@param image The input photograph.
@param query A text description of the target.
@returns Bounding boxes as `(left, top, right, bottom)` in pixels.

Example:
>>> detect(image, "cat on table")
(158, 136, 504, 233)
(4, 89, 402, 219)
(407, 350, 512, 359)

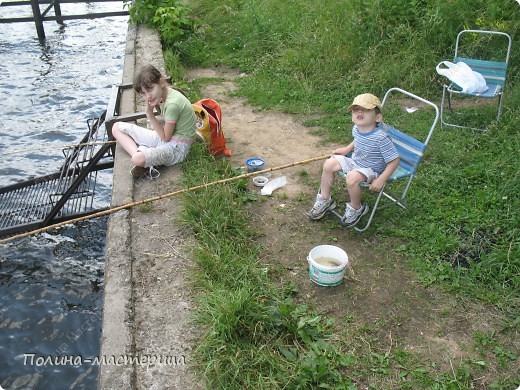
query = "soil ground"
(184, 67, 516, 388)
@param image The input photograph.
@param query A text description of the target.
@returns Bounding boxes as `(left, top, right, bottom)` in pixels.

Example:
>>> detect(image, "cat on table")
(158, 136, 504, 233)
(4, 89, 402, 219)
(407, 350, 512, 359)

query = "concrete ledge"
(98, 24, 164, 389)
(98, 210, 134, 389)
(99, 24, 201, 389)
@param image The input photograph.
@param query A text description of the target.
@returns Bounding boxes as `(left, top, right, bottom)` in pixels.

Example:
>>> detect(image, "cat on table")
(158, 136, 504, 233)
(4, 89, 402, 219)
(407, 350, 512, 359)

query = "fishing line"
(4, 141, 116, 156)
(0, 154, 331, 244)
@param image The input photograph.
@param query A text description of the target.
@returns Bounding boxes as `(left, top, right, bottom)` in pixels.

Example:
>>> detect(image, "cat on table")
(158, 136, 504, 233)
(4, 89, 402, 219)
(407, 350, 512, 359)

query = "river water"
(0, 2, 128, 388)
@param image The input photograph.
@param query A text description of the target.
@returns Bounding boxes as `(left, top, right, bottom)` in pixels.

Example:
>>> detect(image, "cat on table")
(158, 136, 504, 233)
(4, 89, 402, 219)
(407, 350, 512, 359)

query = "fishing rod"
(0, 154, 331, 244)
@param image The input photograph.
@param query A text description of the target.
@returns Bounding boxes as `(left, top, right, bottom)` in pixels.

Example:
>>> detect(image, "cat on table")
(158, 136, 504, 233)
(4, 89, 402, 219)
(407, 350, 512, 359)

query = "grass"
(127, 0, 519, 387)
(178, 145, 353, 388)
(178, 140, 518, 389)
(173, 0, 520, 311)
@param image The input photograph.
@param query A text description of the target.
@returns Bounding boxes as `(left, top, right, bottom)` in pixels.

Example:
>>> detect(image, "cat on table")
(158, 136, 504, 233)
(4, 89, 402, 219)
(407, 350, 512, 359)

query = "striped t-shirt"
(351, 124, 399, 174)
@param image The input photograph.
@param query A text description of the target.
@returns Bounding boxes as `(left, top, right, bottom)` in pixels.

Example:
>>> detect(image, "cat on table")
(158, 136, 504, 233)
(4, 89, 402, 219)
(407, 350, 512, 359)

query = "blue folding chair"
(440, 30, 512, 131)
(331, 88, 439, 232)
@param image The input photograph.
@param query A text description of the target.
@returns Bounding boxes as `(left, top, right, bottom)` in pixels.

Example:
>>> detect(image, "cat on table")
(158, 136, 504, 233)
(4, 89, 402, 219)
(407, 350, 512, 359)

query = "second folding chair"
(440, 29, 512, 131)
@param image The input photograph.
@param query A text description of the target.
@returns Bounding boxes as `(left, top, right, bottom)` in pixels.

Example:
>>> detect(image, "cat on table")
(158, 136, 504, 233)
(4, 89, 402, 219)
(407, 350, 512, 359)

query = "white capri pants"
(117, 122, 192, 167)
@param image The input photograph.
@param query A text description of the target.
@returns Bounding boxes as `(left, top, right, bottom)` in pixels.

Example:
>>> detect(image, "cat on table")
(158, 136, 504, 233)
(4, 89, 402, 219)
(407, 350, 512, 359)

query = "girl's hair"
(133, 65, 163, 94)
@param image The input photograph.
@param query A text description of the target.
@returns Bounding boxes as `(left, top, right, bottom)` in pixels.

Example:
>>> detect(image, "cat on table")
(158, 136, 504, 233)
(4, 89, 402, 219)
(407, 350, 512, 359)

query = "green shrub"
(125, 0, 199, 51)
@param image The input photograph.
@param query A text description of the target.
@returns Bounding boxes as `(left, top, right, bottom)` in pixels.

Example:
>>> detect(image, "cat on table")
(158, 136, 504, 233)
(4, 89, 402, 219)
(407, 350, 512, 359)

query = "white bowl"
(253, 176, 269, 187)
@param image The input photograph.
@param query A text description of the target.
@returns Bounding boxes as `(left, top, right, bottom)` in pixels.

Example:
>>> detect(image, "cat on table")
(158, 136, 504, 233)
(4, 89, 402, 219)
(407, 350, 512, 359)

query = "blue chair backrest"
(386, 125, 426, 174)
(455, 56, 508, 87)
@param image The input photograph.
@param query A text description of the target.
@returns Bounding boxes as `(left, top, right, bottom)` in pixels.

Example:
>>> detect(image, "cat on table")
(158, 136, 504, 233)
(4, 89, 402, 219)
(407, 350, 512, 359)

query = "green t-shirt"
(161, 87, 196, 141)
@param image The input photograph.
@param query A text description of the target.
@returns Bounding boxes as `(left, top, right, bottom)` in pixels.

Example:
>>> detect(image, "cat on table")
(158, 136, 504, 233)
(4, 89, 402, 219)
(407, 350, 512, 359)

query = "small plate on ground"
(253, 176, 269, 187)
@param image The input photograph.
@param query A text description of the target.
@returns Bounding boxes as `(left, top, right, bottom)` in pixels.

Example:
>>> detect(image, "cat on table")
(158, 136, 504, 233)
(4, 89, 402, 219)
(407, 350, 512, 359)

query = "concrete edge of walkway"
(97, 24, 165, 390)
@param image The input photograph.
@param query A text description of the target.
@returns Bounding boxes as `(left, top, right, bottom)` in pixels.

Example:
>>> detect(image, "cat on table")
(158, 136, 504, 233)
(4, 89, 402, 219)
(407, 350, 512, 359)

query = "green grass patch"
(178, 144, 355, 388)
(376, 113, 519, 311)
(178, 142, 518, 388)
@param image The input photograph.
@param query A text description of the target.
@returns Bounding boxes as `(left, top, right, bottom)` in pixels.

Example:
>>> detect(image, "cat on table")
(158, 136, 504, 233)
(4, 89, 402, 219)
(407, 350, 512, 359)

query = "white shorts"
(331, 155, 378, 183)
(117, 122, 192, 167)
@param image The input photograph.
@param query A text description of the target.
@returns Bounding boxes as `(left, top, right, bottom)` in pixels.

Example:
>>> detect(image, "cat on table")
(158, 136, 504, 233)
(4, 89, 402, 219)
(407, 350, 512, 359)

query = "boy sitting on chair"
(308, 93, 400, 227)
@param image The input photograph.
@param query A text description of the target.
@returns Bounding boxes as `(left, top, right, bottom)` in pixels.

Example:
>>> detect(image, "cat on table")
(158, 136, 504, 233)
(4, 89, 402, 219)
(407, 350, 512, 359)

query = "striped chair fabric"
(386, 125, 426, 182)
(450, 56, 508, 97)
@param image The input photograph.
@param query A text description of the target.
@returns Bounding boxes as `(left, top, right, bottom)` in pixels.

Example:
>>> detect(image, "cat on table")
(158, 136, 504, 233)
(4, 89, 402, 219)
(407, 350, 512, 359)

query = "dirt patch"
(184, 67, 513, 385)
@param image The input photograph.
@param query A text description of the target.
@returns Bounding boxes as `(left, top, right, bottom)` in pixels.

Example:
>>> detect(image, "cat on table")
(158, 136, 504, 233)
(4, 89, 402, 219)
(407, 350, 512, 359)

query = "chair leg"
(328, 181, 410, 232)
(352, 186, 386, 232)
(496, 94, 503, 122)
(441, 84, 503, 131)
(440, 85, 451, 128)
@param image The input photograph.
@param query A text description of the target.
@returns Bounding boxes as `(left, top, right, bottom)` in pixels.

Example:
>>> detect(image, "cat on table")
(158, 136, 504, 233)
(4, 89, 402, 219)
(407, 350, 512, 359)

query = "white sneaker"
(147, 166, 160, 179)
(340, 203, 369, 227)
(130, 165, 147, 178)
(308, 194, 336, 220)
(130, 166, 160, 180)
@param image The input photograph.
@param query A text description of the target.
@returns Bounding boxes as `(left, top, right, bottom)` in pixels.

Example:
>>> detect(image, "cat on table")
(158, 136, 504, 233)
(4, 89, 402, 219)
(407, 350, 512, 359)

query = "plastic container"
(307, 245, 349, 286)
(245, 158, 264, 172)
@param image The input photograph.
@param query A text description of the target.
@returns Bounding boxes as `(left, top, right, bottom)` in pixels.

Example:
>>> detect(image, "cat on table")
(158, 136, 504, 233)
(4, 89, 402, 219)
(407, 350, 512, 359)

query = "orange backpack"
(192, 98, 231, 157)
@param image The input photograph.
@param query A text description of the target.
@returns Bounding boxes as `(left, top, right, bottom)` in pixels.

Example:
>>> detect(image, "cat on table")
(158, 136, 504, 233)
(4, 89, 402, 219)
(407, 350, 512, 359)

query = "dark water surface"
(0, 2, 128, 388)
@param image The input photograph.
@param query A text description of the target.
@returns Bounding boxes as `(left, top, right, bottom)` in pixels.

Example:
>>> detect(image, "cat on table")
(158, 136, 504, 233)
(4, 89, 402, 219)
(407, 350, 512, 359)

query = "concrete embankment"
(98, 24, 201, 390)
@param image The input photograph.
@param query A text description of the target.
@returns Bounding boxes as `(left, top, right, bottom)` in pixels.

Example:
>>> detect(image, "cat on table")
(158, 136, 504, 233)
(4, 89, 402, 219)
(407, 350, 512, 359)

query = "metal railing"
(0, 0, 129, 41)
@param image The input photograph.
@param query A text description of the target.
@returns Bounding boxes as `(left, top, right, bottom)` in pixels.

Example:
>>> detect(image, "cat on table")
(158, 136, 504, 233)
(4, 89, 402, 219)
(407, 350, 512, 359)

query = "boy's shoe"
(340, 203, 369, 227)
(130, 166, 160, 179)
(308, 194, 336, 220)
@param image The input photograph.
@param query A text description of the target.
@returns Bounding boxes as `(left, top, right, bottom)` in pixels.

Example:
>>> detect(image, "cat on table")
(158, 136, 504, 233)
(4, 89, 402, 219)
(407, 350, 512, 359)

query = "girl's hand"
(146, 103, 161, 115)
(145, 103, 155, 116)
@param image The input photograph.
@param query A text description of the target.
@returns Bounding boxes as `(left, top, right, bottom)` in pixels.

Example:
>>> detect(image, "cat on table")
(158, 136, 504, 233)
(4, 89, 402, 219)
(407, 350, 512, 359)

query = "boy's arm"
(369, 157, 400, 192)
(333, 142, 354, 156)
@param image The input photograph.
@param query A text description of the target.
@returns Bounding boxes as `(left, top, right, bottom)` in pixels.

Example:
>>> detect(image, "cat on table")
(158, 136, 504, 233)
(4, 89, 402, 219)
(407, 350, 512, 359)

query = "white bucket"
(307, 245, 349, 287)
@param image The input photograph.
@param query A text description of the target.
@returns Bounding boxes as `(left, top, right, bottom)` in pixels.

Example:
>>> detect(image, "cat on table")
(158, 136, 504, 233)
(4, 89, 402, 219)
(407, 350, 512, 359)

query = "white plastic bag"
(436, 61, 488, 94)
(260, 176, 287, 196)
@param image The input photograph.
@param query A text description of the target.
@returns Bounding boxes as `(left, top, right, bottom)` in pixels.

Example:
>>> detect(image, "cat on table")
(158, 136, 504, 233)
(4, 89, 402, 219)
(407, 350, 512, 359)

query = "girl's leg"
(112, 122, 146, 167)
(345, 170, 367, 209)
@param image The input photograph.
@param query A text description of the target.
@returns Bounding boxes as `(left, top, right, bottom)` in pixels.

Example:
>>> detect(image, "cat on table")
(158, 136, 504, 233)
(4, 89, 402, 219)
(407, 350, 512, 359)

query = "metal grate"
(0, 112, 114, 238)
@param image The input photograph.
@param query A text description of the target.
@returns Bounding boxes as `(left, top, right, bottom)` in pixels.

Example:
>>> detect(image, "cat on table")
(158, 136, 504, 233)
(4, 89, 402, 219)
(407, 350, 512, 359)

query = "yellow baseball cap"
(348, 93, 382, 112)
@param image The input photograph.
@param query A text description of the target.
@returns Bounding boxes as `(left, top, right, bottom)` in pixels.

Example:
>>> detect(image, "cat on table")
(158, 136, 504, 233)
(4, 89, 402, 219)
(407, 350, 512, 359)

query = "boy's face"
(350, 106, 382, 127)
(139, 80, 165, 106)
